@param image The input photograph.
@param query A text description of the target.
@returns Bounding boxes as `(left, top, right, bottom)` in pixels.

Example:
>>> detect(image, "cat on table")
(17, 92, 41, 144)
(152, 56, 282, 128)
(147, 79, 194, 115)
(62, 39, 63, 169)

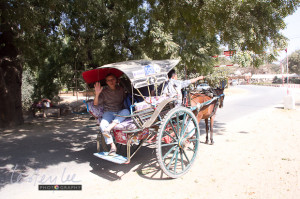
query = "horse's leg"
(205, 119, 209, 144)
(210, 115, 216, 145)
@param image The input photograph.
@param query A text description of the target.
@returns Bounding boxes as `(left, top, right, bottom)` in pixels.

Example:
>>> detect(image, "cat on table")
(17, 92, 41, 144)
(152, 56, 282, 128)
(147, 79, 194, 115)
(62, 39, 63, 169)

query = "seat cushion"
(86, 100, 104, 119)
(134, 95, 168, 111)
(113, 118, 137, 131)
(113, 128, 149, 145)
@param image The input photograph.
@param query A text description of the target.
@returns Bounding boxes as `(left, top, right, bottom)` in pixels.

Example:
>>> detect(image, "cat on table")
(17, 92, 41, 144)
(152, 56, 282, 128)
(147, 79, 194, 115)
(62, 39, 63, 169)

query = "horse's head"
(215, 88, 225, 108)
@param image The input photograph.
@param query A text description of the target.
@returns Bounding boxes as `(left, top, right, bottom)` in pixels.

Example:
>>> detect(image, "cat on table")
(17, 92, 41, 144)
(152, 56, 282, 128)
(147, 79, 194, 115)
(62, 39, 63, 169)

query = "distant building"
(251, 74, 300, 83)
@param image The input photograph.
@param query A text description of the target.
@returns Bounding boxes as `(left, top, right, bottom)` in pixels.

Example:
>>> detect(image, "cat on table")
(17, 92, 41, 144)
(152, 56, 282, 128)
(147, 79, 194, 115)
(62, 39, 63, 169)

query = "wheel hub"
(178, 138, 188, 149)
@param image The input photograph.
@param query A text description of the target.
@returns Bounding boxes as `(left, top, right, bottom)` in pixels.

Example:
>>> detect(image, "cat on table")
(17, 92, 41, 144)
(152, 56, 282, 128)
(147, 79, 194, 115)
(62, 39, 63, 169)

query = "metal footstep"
(93, 152, 128, 164)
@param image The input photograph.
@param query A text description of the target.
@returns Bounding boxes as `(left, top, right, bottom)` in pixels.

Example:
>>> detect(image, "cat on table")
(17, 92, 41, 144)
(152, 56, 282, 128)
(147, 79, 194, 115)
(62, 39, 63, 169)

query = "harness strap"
(191, 93, 223, 118)
(208, 93, 224, 118)
(208, 98, 219, 118)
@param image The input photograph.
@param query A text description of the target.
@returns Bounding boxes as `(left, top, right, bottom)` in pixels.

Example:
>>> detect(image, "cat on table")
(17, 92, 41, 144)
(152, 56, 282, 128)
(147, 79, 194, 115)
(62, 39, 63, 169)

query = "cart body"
(82, 60, 222, 178)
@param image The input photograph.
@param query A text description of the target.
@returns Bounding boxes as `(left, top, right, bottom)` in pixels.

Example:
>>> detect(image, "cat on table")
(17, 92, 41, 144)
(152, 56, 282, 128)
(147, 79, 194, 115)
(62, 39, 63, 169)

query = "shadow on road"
(0, 114, 228, 187)
(0, 115, 99, 188)
(199, 120, 226, 136)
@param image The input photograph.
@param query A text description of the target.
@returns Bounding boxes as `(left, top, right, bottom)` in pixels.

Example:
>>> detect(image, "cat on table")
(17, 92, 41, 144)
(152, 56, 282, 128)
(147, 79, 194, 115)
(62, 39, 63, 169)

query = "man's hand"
(197, 76, 204, 81)
(94, 82, 103, 106)
(94, 82, 103, 96)
(190, 76, 205, 84)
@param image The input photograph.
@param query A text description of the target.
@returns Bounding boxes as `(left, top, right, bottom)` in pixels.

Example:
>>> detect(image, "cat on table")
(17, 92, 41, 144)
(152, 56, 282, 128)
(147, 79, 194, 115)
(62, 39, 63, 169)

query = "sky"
(277, 7, 300, 62)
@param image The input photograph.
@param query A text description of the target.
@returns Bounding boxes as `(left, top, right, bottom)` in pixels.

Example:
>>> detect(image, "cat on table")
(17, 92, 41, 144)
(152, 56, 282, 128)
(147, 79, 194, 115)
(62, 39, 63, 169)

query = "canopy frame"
(82, 59, 180, 89)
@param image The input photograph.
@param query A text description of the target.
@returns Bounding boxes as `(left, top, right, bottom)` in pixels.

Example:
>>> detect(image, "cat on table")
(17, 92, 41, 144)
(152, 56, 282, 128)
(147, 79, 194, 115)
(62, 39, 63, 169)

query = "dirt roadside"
(0, 87, 300, 199)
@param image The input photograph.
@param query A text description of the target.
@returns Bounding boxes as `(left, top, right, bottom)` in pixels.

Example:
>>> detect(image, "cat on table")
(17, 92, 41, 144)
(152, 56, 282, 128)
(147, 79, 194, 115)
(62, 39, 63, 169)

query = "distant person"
(94, 73, 129, 155)
(31, 98, 52, 117)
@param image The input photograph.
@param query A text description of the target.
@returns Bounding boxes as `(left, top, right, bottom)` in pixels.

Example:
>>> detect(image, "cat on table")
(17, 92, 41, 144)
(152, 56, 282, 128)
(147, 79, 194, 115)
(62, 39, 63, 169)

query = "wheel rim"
(156, 107, 199, 178)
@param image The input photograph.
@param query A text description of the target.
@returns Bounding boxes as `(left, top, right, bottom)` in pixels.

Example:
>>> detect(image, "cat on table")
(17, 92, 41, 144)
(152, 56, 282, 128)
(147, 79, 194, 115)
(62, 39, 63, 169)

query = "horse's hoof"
(210, 141, 214, 145)
(205, 140, 209, 144)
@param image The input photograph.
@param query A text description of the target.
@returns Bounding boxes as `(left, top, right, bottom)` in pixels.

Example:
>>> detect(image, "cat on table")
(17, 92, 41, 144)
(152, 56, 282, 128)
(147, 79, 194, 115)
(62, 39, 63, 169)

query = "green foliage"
(2, 0, 300, 108)
(288, 50, 300, 74)
(206, 0, 293, 57)
(270, 63, 281, 74)
(233, 51, 254, 67)
(290, 79, 300, 84)
(32, 57, 61, 101)
(205, 67, 229, 88)
(180, 66, 229, 88)
(272, 76, 283, 84)
(21, 70, 36, 111)
(232, 50, 270, 68)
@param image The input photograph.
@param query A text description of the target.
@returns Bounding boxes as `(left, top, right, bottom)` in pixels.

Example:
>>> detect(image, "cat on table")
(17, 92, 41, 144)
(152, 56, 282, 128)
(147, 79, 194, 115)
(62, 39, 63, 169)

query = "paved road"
(199, 85, 287, 133)
(216, 85, 286, 123)
(0, 84, 298, 199)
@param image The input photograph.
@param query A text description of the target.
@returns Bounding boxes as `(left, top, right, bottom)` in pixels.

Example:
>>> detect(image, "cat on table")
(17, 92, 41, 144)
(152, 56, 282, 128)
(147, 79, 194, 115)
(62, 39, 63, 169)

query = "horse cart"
(82, 60, 224, 178)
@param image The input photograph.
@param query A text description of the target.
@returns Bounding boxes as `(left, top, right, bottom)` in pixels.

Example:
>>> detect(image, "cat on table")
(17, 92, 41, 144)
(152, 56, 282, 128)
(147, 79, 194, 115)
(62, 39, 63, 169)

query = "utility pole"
(281, 62, 284, 86)
(286, 48, 289, 84)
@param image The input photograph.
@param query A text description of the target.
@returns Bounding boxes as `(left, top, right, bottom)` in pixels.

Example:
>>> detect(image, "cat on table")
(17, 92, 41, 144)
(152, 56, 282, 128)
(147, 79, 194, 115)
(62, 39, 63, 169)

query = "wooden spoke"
(161, 142, 178, 147)
(167, 147, 179, 170)
(176, 113, 180, 136)
(180, 149, 185, 171)
(180, 112, 187, 137)
(173, 148, 179, 174)
(169, 119, 179, 139)
(163, 130, 177, 142)
(181, 117, 192, 138)
(163, 145, 177, 160)
(182, 148, 190, 164)
(183, 126, 196, 139)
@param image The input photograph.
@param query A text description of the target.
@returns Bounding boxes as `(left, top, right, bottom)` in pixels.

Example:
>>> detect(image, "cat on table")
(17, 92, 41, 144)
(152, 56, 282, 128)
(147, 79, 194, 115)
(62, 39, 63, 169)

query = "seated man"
(163, 69, 204, 140)
(162, 69, 204, 105)
(94, 73, 130, 155)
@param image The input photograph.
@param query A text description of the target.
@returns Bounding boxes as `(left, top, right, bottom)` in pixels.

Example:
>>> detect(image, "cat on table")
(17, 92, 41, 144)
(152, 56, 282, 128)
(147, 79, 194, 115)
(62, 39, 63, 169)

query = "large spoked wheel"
(156, 106, 200, 178)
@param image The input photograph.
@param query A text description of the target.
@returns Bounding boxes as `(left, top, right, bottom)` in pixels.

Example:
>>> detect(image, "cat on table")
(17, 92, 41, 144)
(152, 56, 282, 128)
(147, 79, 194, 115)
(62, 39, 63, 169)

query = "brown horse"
(190, 88, 225, 144)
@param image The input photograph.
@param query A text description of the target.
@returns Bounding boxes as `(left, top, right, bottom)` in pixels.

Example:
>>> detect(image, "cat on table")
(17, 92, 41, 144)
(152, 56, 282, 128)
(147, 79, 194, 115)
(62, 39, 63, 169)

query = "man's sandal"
(108, 148, 116, 156)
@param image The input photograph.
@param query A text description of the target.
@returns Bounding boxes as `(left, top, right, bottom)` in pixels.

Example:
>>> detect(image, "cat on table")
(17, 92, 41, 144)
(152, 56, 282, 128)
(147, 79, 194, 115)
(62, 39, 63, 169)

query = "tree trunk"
(0, 28, 24, 128)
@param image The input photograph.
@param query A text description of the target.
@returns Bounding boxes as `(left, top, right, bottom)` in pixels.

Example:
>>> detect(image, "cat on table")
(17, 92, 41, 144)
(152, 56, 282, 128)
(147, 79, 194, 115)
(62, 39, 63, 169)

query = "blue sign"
(144, 65, 155, 76)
